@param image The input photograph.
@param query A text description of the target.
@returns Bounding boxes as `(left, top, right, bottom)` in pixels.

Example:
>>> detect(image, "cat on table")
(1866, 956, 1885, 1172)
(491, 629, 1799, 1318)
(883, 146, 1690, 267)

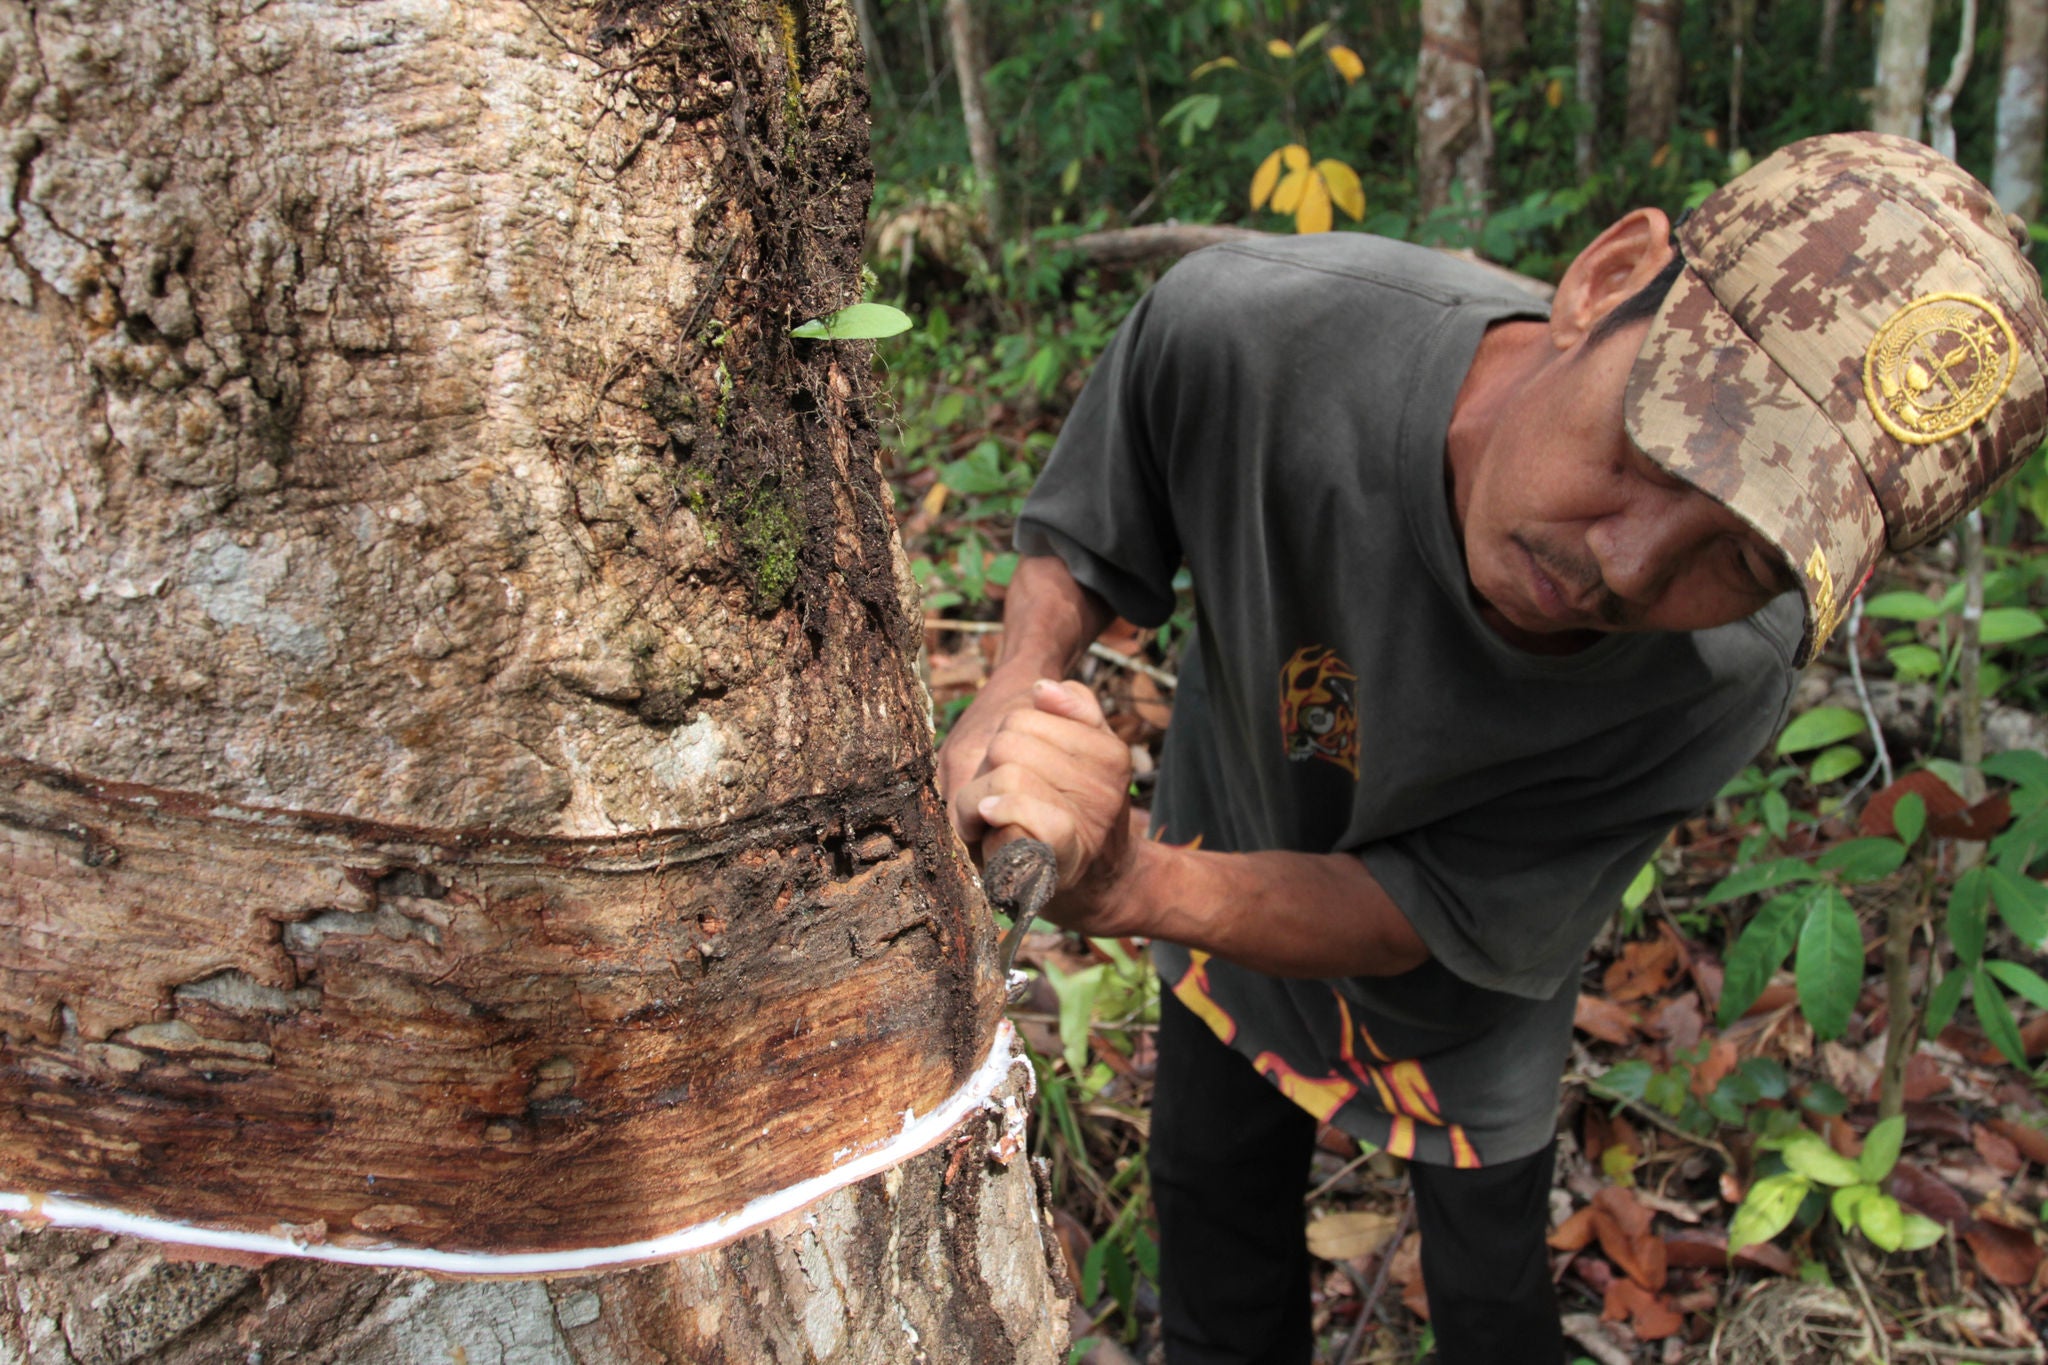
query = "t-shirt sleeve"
(1357, 661, 1796, 999)
(1013, 285, 1183, 627)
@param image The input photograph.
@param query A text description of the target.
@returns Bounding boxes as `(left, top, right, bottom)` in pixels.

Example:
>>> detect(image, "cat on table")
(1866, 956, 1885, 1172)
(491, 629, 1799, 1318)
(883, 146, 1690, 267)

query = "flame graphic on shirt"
(1336, 996, 1482, 1168)
(1278, 645, 1360, 777)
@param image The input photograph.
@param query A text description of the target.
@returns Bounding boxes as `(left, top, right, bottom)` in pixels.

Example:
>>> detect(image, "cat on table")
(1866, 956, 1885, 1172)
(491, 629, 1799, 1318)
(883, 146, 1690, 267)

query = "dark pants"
(1149, 990, 1567, 1365)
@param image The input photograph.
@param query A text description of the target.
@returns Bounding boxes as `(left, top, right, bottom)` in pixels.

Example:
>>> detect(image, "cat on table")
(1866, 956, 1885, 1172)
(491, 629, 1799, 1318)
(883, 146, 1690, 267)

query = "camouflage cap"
(1626, 131, 2048, 665)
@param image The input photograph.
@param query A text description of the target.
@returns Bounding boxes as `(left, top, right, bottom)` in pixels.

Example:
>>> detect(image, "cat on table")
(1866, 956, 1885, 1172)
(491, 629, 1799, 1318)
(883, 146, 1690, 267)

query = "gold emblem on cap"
(1863, 293, 2017, 445)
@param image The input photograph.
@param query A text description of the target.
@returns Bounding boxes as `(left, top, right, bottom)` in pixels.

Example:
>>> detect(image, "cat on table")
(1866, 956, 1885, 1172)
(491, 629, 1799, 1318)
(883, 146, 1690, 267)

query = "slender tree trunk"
(1417, 0, 1491, 218)
(1479, 0, 1528, 78)
(1625, 0, 1682, 146)
(943, 0, 1005, 239)
(1729, 0, 1756, 152)
(1996, 0, 2048, 220)
(1928, 0, 1979, 159)
(1576, 0, 1603, 180)
(1872, 0, 1936, 139)
(1819, 0, 1845, 76)
(0, 0, 1064, 1358)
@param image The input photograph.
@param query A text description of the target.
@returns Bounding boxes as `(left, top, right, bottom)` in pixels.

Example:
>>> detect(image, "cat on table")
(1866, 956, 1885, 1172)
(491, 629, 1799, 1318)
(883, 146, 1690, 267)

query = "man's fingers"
(973, 790, 1081, 877)
(1029, 677, 1111, 730)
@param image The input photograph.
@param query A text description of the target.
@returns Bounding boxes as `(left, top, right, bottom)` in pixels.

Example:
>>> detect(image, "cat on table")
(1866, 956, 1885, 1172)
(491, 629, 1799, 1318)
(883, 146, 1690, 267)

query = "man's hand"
(952, 679, 1140, 933)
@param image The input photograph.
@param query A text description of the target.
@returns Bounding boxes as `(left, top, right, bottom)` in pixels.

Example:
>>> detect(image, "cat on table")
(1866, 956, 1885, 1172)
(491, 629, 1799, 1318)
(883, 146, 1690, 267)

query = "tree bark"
(0, 0, 1064, 1357)
(943, 0, 1004, 240)
(1478, 0, 1528, 78)
(1575, 0, 1603, 180)
(1872, 0, 1935, 140)
(1416, 0, 1490, 219)
(1624, 0, 1681, 146)
(1819, 0, 1844, 76)
(1996, 0, 2048, 220)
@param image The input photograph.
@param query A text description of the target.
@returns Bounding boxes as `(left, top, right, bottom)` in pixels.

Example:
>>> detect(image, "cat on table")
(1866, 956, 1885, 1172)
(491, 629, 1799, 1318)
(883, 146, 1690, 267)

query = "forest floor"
(880, 323, 2048, 1364)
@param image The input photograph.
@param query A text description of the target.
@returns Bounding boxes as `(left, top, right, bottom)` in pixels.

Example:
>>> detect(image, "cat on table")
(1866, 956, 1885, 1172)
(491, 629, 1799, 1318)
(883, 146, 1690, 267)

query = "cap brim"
(1625, 265, 1887, 665)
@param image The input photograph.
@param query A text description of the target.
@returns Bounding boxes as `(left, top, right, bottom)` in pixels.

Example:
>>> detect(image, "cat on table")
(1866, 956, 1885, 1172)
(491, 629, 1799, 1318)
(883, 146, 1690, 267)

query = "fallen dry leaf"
(1860, 771, 1968, 837)
(1643, 993, 1705, 1052)
(1574, 995, 1638, 1044)
(1662, 1226, 1798, 1276)
(1963, 1219, 2044, 1288)
(1591, 1186, 1666, 1292)
(1305, 1209, 1402, 1263)
(1127, 672, 1172, 730)
(1605, 936, 1682, 1003)
(1548, 1204, 1598, 1252)
(1985, 1115, 2048, 1166)
(1602, 1278, 1684, 1340)
(1974, 1124, 2025, 1177)
(1902, 1049, 1951, 1101)
(1890, 1160, 1973, 1228)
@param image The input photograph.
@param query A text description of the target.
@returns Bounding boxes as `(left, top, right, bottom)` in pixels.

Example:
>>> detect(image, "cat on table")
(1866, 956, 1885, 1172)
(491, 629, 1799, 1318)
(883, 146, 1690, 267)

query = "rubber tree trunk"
(1872, 0, 1935, 139)
(0, 1, 1065, 1359)
(1575, 0, 1603, 180)
(1625, 0, 1681, 146)
(1417, 0, 1491, 218)
(1478, 0, 1528, 79)
(1996, 0, 2048, 220)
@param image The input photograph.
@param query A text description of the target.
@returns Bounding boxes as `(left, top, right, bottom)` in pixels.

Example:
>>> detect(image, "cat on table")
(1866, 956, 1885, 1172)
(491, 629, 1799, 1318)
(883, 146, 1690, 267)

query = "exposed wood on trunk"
(1576, 0, 1603, 180)
(1872, 0, 1935, 140)
(1625, 0, 1682, 146)
(1416, 0, 1491, 218)
(0, 0, 1063, 1354)
(944, 0, 1005, 240)
(1996, 0, 2048, 220)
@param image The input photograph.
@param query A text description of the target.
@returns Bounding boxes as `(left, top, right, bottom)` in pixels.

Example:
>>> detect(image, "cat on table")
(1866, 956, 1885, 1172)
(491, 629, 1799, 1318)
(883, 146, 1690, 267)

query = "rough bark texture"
(0, 0, 1062, 1357)
(1478, 0, 1527, 78)
(1996, 0, 2048, 220)
(1624, 0, 1680, 146)
(1416, 0, 1490, 217)
(1871, 0, 1934, 139)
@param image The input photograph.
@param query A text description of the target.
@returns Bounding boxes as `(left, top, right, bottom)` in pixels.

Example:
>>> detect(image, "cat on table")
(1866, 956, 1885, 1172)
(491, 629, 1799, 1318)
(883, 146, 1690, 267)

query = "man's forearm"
(988, 554, 1115, 682)
(1100, 838, 1431, 979)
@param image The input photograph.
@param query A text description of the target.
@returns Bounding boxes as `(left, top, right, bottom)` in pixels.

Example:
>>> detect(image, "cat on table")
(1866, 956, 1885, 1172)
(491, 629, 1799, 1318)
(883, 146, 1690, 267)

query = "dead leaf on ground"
(1986, 1115, 2048, 1165)
(1127, 672, 1172, 730)
(1663, 1226, 1798, 1276)
(1591, 1186, 1666, 1291)
(1390, 1231, 1428, 1320)
(1974, 1123, 2025, 1177)
(1306, 1208, 1402, 1263)
(1548, 1204, 1597, 1252)
(1602, 1278, 1684, 1340)
(1860, 770, 1967, 837)
(1901, 1048, 1952, 1101)
(1890, 1159, 1973, 1227)
(1963, 1218, 2045, 1288)
(1604, 935, 1681, 1003)
(1574, 994, 1638, 1044)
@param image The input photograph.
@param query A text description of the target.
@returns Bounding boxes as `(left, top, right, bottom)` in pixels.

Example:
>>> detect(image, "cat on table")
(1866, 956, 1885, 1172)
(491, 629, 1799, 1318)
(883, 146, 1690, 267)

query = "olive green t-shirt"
(1015, 236, 1800, 1167)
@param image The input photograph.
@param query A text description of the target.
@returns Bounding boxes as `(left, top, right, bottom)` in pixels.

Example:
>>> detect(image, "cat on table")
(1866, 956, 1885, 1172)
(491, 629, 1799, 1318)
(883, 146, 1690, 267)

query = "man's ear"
(1548, 208, 1675, 351)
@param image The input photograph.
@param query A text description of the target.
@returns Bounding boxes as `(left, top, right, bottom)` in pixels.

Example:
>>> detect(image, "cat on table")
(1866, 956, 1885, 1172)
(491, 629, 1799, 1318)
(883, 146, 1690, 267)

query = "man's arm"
(953, 651, 1432, 981)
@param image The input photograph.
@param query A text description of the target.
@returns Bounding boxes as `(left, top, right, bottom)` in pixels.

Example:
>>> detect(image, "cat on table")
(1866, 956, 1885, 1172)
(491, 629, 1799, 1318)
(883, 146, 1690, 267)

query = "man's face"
(1458, 318, 1795, 648)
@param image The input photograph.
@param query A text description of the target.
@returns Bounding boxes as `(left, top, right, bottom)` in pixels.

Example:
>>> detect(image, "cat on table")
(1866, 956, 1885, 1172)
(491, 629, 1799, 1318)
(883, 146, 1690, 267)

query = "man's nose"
(1588, 492, 1722, 604)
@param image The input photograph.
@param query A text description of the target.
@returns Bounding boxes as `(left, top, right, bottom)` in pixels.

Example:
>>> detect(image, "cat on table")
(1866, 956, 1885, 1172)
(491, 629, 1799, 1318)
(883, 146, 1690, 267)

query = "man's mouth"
(1516, 537, 1621, 628)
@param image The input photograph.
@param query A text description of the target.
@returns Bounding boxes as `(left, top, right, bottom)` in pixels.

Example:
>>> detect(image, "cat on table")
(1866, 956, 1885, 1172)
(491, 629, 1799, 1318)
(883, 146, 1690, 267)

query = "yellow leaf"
(1305, 1209, 1401, 1262)
(1267, 37, 1295, 58)
(1089, 9, 1104, 30)
(921, 482, 950, 518)
(1316, 158, 1366, 219)
(1250, 147, 1286, 209)
(1703, 127, 1720, 149)
(1651, 142, 1672, 169)
(1545, 77, 1564, 108)
(1280, 143, 1310, 172)
(1327, 44, 1365, 84)
(1190, 56, 1240, 79)
(1270, 167, 1311, 215)
(1295, 172, 1333, 233)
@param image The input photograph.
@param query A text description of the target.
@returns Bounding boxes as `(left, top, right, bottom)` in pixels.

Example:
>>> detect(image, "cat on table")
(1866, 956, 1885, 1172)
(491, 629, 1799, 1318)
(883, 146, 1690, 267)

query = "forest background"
(850, 0, 2048, 1361)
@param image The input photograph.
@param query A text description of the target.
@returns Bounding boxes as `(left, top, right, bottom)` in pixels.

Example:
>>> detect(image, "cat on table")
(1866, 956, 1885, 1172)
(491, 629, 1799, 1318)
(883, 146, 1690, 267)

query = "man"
(938, 134, 2048, 1364)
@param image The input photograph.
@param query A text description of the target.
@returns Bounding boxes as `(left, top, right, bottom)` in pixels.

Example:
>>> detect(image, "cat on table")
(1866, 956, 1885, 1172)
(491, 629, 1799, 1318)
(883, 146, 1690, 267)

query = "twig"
(922, 619, 1180, 690)
(1560, 1312, 1633, 1365)
(1561, 1073, 1735, 1168)
(1838, 1235, 1894, 1365)
(1336, 1197, 1412, 1365)
(1304, 1148, 1376, 1204)
(1892, 1343, 2045, 1362)
(1844, 594, 1895, 802)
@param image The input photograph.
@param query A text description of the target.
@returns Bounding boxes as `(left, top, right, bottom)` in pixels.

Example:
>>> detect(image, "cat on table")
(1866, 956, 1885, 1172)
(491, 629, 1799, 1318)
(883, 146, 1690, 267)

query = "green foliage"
(1730, 1116, 1945, 1257)
(791, 302, 916, 340)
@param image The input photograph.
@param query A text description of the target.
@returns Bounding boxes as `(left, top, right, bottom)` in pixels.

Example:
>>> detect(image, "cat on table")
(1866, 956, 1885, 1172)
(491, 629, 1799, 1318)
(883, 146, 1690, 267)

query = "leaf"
(1861, 590, 1940, 620)
(1924, 967, 1967, 1035)
(1979, 606, 2046, 644)
(1807, 744, 1864, 786)
(1985, 958, 2048, 1009)
(1858, 1114, 1905, 1184)
(1294, 171, 1333, 234)
(1887, 643, 1943, 680)
(1042, 959, 1106, 1078)
(1305, 1209, 1401, 1261)
(1266, 37, 1295, 58)
(1892, 792, 1927, 847)
(1830, 1182, 1876, 1230)
(1972, 968, 2029, 1067)
(1730, 1173, 1810, 1254)
(1190, 56, 1241, 79)
(1982, 748, 2048, 791)
(1763, 788, 1791, 839)
(1861, 771, 1966, 842)
(1316, 159, 1365, 220)
(1702, 858, 1817, 906)
(1716, 889, 1807, 1027)
(1985, 865, 2048, 948)
(1327, 44, 1365, 83)
(1782, 1130, 1864, 1187)
(1795, 886, 1863, 1042)
(1621, 861, 1656, 913)
(1591, 1059, 1654, 1102)
(1948, 867, 1990, 966)
(1297, 20, 1333, 48)
(1856, 1192, 1906, 1251)
(1738, 1056, 1790, 1101)
(1815, 837, 1907, 883)
(1776, 707, 1867, 756)
(1896, 1213, 1945, 1250)
(1250, 147, 1285, 209)
(1269, 167, 1311, 215)
(790, 302, 914, 340)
